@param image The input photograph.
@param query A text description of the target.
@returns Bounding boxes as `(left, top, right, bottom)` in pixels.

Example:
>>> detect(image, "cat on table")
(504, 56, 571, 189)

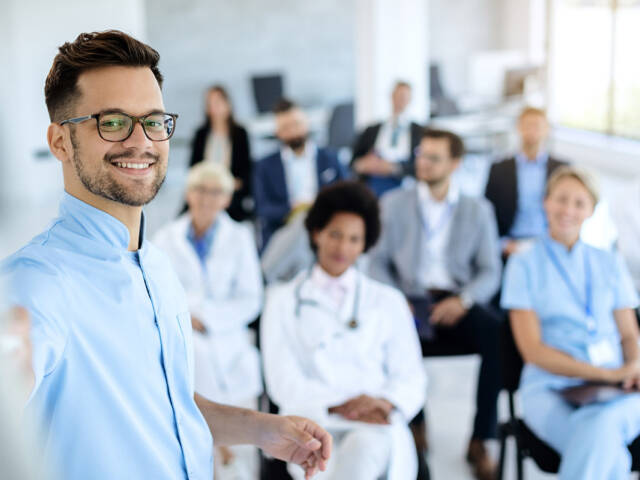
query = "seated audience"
(502, 166, 640, 480)
(261, 212, 314, 284)
(485, 107, 566, 258)
(368, 129, 502, 480)
(188, 85, 253, 221)
(253, 99, 349, 249)
(261, 181, 426, 480)
(154, 162, 263, 479)
(351, 81, 423, 197)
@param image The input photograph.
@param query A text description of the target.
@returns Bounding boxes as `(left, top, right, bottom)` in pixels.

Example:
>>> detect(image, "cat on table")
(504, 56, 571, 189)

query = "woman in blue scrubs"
(502, 166, 640, 479)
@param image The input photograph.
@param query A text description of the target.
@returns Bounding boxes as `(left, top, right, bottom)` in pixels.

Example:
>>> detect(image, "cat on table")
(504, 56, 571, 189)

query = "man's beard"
(284, 135, 307, 151)
(70, 131, 166, 207)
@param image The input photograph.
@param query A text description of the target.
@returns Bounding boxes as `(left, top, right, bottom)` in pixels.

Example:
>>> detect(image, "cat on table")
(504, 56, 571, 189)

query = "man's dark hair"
(421, 128, 465, 159)
(44, 30, 163, 122)
(273, 98, 298, 114)
(304, 181, 381, 253)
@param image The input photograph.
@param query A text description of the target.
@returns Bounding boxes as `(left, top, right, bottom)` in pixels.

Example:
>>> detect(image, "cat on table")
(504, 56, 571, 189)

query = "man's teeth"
(114, 162, 150, 169)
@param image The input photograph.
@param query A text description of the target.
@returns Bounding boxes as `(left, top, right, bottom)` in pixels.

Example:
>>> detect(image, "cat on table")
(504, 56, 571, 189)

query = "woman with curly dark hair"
(260, 181, 427, 480)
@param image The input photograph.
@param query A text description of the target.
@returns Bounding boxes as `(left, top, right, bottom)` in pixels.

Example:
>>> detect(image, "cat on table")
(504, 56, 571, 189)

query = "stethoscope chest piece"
(347, 318, 358, 329)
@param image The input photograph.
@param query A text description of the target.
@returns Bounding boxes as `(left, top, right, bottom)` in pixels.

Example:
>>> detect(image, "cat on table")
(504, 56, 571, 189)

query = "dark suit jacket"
(350, 121, 424, 177)
(484, 155, 567, 237)
(253, 147, 349, 249)
(188, 121, 253, 221)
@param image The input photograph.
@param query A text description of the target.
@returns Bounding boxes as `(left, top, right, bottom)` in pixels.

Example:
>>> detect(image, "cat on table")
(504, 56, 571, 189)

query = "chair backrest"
(500, 316, 525, 393)
(327, 102, 354, 150)
(252, 74, 284, 114)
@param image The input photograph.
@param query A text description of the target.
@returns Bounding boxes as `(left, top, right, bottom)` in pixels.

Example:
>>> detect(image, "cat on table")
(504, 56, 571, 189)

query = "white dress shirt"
(416, 182, 459, 291)
(281, 141, 318, 206)
(374, 114, 411, 163)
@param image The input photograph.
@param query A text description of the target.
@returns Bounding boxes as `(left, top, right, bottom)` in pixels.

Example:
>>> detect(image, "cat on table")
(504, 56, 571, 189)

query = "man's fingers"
(293, 428, 322, 450)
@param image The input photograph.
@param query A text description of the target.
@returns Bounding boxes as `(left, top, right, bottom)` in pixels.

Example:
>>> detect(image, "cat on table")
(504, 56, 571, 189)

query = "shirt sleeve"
(3, 255, 69, 400)
(500, 253, 534, 311)
(612, 252, 639, 310)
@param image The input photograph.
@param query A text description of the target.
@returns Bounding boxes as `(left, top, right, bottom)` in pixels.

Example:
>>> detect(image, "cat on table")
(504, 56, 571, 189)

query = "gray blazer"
(368, 185, 501, 304)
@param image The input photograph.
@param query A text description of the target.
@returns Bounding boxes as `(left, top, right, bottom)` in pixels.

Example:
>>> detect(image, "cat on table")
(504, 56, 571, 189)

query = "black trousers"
(416, 297, 503, 440)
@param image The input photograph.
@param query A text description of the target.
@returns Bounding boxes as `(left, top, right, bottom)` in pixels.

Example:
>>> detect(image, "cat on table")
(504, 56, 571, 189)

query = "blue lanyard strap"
(420, 202, 455, 242)
(542, 240, 593, 321)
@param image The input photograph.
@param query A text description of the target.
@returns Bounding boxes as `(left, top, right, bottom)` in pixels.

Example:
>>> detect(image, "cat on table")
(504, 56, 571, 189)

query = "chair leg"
(516, 441, 524, 480)
(496, 428, 507, 480)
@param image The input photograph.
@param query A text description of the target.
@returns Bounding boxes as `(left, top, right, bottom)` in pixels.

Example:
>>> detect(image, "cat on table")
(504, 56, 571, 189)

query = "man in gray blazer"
(368, 128, 502, 480)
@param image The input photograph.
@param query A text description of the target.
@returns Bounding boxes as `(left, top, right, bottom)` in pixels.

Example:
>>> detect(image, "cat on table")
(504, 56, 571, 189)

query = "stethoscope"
(294, 267, 361, 330)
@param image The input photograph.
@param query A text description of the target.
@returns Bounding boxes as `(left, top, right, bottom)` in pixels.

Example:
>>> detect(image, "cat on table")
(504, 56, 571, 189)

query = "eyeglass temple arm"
(59, 114, 96, 126)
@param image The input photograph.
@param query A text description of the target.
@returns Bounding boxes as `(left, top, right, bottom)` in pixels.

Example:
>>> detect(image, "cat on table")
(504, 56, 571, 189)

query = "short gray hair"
(186, 162, 234, 194)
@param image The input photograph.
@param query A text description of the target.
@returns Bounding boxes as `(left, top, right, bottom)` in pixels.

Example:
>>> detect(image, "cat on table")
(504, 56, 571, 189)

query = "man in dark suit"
(485, 107, 567, 258)
(351, 81, 424, 197)
(253, 99, 349, 249)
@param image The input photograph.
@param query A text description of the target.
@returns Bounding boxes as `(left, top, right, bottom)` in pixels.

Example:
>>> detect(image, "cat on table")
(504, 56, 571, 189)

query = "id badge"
(587, 339, 617, 366)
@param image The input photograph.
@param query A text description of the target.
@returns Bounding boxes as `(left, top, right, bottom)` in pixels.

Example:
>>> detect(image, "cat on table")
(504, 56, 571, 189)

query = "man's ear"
(47, 123, 73, 164)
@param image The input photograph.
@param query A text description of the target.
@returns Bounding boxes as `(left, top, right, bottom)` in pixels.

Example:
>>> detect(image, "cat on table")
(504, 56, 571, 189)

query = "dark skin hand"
(329, 395, 394, 425)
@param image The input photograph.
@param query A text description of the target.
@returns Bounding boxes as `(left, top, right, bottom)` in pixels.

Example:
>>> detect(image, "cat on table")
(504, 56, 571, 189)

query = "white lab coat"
(153, 212, 263, 405)
(261, 269, 427, 480)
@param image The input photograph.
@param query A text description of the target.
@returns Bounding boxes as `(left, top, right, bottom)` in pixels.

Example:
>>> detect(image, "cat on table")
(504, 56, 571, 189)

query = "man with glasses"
(0, 30, 331, 480)
(368, 129, 502, 480)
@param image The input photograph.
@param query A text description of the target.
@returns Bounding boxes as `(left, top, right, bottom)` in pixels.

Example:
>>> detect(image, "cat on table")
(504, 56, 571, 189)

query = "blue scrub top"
(1, 192, 213, 480)
(501, 235, 639, 392)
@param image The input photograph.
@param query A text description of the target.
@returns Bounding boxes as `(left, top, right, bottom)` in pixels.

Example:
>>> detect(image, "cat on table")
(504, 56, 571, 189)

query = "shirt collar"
(310, 264, 357, 293)
(389, 112, 409, 127)
(59, 191, 145, 251)
(543, 232, 584, 258)
(516, 150, 549, 165)
(187, 218, 219, 252)
(281, 141, 316, 163)
(417, 181, 459, 208)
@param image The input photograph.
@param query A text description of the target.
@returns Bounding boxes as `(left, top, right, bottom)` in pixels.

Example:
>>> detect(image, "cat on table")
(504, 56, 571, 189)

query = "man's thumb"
(292, 427, 321, 450)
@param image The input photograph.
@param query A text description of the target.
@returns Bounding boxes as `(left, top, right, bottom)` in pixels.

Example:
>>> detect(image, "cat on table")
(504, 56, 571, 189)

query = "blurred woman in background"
(188, 85, 253, 221)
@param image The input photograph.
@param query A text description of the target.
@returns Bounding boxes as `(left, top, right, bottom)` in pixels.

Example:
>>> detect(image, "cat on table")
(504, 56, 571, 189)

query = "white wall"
(354, 0, 429, 127)
(145, 0, 356, 138)
(0, 0, 146, 205)
(428, 0, 502, 98)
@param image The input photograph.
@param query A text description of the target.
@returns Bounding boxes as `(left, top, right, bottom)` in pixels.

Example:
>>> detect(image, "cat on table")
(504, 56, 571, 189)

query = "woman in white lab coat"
(261, 181, 427, 480)
(153, 162, 263, 478)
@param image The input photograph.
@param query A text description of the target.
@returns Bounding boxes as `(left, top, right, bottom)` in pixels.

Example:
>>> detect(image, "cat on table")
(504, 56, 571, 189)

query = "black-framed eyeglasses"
(59, 111, 179, 142)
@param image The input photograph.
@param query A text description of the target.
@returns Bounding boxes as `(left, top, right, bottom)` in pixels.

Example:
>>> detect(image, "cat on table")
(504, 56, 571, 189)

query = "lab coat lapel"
(203, 213, 232, 294)
(174, 215, 206, 287)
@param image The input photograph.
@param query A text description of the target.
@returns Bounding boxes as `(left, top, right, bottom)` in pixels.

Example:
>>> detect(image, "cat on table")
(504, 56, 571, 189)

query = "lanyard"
(542, 240, 595, 331)
(420, 202, 455, 243)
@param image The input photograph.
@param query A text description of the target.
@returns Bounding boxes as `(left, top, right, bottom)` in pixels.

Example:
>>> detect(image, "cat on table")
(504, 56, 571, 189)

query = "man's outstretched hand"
(256, 415, 332, 479)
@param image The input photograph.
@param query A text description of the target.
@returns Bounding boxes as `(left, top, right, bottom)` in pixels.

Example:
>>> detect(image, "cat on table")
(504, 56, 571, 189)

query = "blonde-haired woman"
(502, 166, 640, 479)
(154, 162, 263, 479)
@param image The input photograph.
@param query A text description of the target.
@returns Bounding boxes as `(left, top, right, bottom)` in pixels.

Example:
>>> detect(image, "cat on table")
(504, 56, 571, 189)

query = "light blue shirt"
(187, 220, 218, 268)
(508, 151, 549, 239)
(501, 235, 639, 392)
(0, 193, 213, 480)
